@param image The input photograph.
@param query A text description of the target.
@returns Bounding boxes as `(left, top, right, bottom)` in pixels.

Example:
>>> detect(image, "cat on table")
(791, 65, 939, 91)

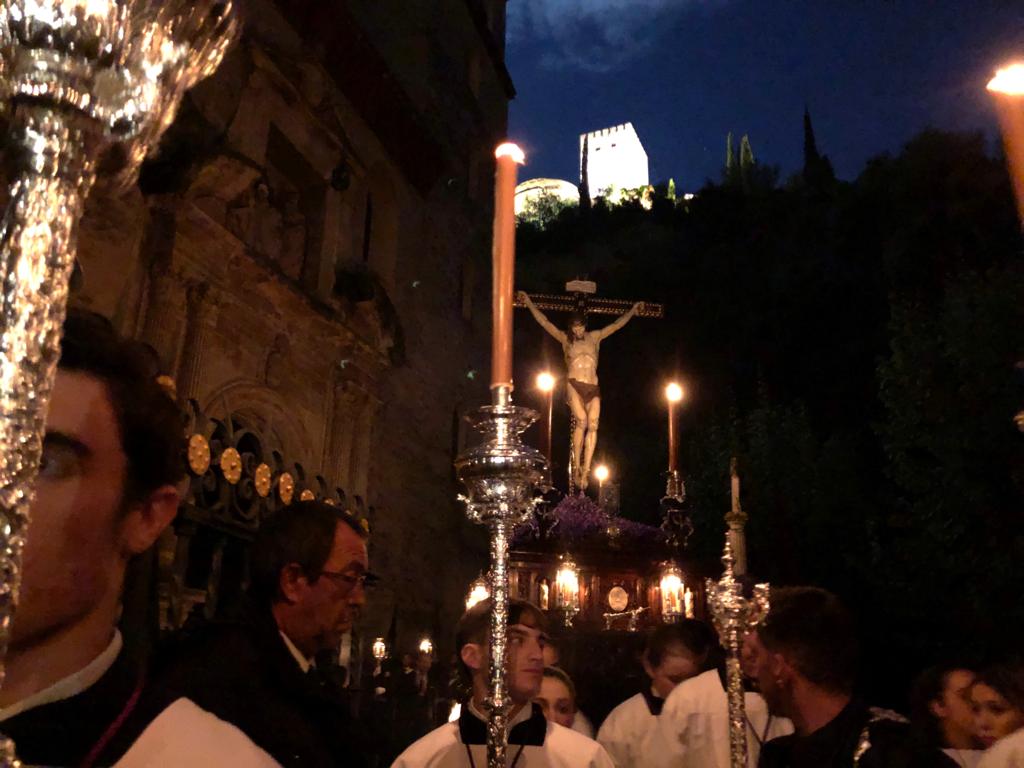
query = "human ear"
(120, 485, 179, 556)
(461, 642, 485, 673)
(278, 564, 308, 604)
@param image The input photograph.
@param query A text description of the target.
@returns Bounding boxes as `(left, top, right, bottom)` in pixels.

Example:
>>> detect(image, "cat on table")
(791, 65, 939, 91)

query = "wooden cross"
(513, 279, 664, 318)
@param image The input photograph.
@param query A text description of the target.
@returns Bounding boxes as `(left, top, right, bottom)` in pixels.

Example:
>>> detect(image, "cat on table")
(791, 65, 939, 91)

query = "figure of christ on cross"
(518, 290, 644, 490)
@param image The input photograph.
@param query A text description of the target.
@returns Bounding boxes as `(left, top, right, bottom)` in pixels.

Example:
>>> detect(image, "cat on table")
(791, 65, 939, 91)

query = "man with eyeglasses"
(157, 499, 373, 767)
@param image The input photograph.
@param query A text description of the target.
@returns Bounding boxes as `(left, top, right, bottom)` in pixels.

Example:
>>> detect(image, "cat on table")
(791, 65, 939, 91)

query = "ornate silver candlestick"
(456, 386, 547, 767)
(706, 540, 769, 768)
(0, 3, 236, 762)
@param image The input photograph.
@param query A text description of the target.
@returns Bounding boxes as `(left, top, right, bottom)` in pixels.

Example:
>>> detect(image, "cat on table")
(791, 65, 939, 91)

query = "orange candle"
(491, 143, 525, 395)
(988, 64, 1024, 224)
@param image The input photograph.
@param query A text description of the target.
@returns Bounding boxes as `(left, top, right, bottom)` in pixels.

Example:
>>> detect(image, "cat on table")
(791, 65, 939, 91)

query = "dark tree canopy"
(513, 129, 1024, 706)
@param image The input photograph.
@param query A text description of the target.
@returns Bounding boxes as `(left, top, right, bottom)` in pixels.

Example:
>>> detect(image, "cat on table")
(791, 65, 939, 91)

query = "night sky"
(506, 0, 1024, 189)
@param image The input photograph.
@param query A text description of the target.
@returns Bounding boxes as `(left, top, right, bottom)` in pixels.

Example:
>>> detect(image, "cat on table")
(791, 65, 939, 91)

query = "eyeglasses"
(318, 570, 370, 589)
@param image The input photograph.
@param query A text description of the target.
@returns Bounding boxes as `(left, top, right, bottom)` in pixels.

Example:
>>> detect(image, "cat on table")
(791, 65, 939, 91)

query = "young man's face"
(15, 371, 153, 650)
(467, 612, 549, 705)
(932, 669, 979, 748)
(507, 616, 548, 702)
(744, 631, 789, 716)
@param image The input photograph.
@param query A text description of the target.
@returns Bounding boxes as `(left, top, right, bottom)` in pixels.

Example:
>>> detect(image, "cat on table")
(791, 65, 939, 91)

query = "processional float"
(0, 1, 238, 763)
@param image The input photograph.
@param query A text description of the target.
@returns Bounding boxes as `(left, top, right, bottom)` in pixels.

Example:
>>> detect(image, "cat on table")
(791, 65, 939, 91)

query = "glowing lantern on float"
(466, 574, 491, 609)
(555, 556, 580, 626)
(660, 562, 685, 622)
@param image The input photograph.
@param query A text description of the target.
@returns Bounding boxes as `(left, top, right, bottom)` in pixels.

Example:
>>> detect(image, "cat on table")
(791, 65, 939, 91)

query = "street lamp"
(536, 372, 556, 475)
(988, 62, 1024, 224)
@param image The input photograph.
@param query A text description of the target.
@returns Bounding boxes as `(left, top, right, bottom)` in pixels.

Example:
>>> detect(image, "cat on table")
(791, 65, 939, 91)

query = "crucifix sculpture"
(516, 280, 663, 490)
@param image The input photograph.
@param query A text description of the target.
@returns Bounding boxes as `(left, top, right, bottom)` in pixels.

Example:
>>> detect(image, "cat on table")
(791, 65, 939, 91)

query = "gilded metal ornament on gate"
(254, 463, 272, 497)
(278, 472, 295, 505)
(187, 434, 211, 475)
(219, 447, 242, 485)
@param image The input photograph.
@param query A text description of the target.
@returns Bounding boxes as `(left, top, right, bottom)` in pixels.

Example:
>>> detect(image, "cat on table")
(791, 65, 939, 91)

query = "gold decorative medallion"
(219, 447, 242, 485)
(299, 489, 315, 502)
(254, 463, 272, 497)
(187, 434, 211, 475)
(278, 472, 295, 505)
(607, 585, 629, 612)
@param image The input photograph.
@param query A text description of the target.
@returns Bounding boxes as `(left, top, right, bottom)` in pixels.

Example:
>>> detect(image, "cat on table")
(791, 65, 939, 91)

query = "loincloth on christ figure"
(568, 378, 600, 406)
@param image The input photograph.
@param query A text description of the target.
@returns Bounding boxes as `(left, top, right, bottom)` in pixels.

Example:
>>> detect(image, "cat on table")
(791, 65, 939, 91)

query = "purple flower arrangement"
(513, 493, 667, 550)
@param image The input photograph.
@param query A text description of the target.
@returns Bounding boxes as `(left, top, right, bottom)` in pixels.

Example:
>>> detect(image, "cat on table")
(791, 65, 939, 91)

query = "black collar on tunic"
(458, 702, 547, 746)
(641, 688, 665, 716)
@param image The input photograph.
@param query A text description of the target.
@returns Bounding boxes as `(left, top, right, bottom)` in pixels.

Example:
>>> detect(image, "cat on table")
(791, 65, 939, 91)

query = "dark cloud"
(509, 0, 727, 73)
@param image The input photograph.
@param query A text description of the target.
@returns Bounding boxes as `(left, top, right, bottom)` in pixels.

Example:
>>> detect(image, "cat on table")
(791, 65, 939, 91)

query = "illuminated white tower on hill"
(580, 122, 650, 200)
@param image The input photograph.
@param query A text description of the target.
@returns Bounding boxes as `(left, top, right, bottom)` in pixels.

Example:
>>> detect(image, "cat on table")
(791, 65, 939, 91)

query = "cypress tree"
(579, 132, 592, 212)
(740, 134, 755, 191)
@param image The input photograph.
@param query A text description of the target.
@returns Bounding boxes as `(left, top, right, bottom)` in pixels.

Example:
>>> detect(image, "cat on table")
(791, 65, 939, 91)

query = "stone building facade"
(71, 0, 512, 663)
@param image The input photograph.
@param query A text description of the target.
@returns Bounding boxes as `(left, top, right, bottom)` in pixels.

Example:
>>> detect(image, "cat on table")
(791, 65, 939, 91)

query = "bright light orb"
(495, 142, 526, 164)
(465, 575, 490, 610)
(665, 382, 685, 403)
(594, 464, 610, 483)
(418, 637, 433, 655)
(536, 371, 556, 392)
(988, 63, 1024, 96)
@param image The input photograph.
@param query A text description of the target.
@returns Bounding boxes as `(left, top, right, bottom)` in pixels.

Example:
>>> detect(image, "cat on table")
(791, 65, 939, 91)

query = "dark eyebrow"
(44, 431, 91, 457)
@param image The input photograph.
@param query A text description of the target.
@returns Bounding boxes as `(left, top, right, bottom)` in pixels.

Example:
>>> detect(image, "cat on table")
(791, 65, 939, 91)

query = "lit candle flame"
(495, 142, 526, 164)
(988, 63, 1024, 96)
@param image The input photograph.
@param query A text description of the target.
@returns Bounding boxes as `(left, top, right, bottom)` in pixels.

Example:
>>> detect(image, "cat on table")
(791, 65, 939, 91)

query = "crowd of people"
(0, 309, 1021, 767)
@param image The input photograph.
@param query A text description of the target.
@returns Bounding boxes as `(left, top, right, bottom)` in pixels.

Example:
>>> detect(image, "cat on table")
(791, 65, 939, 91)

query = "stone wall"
(71, 0, 511, 662)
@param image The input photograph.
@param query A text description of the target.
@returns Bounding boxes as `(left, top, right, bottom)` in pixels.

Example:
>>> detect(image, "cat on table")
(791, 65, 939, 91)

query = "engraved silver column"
(706, 540, 770, 768)
(0, 3, 236, 763)
(456, 387, 547, 768)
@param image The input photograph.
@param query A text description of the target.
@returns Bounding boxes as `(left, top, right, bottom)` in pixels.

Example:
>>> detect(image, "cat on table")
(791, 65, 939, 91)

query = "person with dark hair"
(0, 309, 277, 766)
(908, 665, 982, 767)
(392, 598, 613, 767)
(748, 586, 908, 768)
(642, 619, 791, 768)
(598, 620, 720, 767)
(975, 663, 1024, 767)
(536, 666, 579, 729)
(157, 499, 372, 767)
(542, 633, 595, 737)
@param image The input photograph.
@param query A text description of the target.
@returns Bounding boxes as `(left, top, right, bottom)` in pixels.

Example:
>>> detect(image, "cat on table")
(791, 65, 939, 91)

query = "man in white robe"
(598, 620, 721, 768)
(393, 598, 613, 768)
(643, 666, 793, 768)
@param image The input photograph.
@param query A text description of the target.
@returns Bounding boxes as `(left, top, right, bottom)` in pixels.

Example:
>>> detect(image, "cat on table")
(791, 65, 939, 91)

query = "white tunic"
(393, 701, 614, 768)
(596, 692, 658, 768)
(572, 710, 595, 739)
(980, 727, 1024, 768)
(642, 669, 793, 768)
(116, 698, 281, 767)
